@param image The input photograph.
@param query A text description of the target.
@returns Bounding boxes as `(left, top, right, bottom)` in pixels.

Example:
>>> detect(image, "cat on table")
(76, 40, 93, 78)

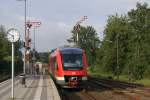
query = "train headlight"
(71, 77, 77, 81)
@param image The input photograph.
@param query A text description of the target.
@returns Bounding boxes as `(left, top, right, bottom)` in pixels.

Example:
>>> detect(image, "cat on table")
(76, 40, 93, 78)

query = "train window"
(61, 54, 83, 70)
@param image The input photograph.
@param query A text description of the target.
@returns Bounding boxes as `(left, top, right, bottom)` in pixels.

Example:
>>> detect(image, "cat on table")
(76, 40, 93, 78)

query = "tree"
(0, 25, 11, 61)
(101, 14, 129, 79)
(0, 25, 23, 75)
(99, 2, 150, 80)
(127, 2, 150, 79)
(68, 26, 100, 67)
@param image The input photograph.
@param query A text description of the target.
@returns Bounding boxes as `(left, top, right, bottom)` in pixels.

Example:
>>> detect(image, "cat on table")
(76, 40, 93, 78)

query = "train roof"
(59, 47, 82, 51)
(60, 47, 83, 54)
(50, 47, 83, 55)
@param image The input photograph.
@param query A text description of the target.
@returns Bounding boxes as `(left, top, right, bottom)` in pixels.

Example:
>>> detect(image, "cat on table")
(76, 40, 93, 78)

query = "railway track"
(88, 77, 140, 90)
(89, 76, 150, 100)
(89, 76, 143, 88)
(58, 76, 150, 100)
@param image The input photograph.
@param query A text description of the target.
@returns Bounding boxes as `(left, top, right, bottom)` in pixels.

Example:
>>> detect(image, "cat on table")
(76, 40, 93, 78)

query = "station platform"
(0, 75, 61, 100)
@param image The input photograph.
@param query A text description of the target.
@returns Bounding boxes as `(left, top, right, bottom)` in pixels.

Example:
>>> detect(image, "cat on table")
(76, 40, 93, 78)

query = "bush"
(132, 64, 146, 80)
(144, 65, 150, 79)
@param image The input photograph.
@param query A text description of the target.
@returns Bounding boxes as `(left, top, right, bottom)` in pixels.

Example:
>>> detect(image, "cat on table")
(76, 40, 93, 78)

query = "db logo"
(72, 72, 76, 75)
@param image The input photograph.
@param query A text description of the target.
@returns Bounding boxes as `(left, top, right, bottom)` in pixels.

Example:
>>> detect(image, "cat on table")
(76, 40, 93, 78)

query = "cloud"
(117, 0, 150, 10)
(32, 21, 73, 52)
(33, 19, 106, 52)
(15, 14, 38, 22)
(1, 0, 150, 52)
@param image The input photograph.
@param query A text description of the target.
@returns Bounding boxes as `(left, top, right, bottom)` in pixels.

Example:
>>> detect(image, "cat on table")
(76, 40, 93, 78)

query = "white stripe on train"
(56, 76, 87, 81)
(56, 77, 65, 80)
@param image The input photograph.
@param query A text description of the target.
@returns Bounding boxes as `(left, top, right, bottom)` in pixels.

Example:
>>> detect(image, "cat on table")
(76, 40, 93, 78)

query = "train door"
(52, 57, 58, 76)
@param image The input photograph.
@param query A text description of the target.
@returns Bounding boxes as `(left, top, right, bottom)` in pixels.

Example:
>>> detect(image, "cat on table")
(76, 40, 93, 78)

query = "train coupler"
(68, 78, 78, 87)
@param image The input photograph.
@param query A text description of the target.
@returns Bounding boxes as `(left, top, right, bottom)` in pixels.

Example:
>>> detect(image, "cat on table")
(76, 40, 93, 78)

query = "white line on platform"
(47, 77, 52, 100)
(33, 76, 43, 100)
(47, 76, 61, 100)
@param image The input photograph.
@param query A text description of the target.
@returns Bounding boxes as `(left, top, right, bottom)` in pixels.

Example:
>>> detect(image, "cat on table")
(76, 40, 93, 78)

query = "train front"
(56, 48, 88, 88)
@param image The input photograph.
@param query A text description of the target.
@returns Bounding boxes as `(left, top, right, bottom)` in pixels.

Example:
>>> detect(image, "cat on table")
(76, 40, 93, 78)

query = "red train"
(48, 47, 88, 88)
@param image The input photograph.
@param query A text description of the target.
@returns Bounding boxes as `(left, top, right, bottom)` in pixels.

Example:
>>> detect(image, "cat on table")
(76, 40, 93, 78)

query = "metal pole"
(77, 32, 79, 46)
(117, 34, 119, 80)
(24, 0, 26, 75)
(12, 43, 14, 99)
(33, 27, 36, 75)
(34, 27, 35, 49)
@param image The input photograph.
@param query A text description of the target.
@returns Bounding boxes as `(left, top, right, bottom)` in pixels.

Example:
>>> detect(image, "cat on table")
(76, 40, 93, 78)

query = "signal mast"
(74, 16, 88, 46)
(25, 20, 41, 74)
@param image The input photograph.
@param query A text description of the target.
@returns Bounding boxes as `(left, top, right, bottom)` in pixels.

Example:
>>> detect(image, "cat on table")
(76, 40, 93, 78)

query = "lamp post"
(17, 0, 27, 75)
(24, 0, 27, 75)
(17, 0, 27, 88)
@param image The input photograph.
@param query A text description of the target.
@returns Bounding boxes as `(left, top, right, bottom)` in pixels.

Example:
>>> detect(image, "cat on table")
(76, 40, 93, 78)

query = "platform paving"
(0, 75, 61, 100)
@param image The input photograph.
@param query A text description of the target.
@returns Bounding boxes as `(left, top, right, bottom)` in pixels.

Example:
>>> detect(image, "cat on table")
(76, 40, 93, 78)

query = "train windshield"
(61, 54, 83, 70)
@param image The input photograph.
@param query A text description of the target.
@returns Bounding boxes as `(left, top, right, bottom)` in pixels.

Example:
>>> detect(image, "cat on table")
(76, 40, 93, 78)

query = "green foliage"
(144, 65, 150, 79)
(101, 14, 129, 79)
(127, 2, 150, 80)
(98, 2, 150, 80)
(0, 25, 11, 61)
(68, 26, 100, 66)
(38, 52, 49, 63)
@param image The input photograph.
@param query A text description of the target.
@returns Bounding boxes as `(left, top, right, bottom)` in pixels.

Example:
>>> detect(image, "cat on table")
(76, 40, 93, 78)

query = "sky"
(1, 0, 150, 52)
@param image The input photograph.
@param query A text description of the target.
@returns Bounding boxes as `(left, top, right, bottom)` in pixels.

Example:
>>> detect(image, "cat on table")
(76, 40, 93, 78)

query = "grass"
(88, 69, 150, 87)
(88, 68, 113, 78)
(134, 79, 150, 86)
